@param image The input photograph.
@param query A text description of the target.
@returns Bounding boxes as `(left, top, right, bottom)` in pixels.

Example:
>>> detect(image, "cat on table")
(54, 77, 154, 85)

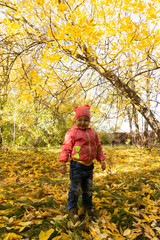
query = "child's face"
(76, 116, 90, 130)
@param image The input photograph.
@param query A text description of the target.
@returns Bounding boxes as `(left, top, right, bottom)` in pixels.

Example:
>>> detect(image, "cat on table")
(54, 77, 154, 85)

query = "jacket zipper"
(86, 130, 91, 161)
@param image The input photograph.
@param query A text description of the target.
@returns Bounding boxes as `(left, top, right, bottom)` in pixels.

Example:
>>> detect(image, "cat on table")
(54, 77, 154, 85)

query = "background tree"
(0, 33, 15, 148)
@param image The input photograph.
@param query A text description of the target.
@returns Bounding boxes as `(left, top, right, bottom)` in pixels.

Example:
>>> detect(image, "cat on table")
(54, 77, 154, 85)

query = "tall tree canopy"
(0, 0, 160, 140)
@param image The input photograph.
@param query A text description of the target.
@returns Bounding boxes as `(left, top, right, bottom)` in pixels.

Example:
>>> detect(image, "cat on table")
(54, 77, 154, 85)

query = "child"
(59, 105, 106, 220)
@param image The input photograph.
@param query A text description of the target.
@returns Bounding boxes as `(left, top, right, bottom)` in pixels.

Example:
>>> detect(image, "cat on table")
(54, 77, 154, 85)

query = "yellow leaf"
(100, 232, 109, 238)
(111, 233, 125, 240)
(52, 237, 62, 240)
(52, 214, 68, 221)
(4, 233, 22, 240)
(67, 221, 74, 228)
(45, 208, 59, 214)
(79, 230, 91, 238)
(155, 227, 160, 232)
(19, 226, 27, 232)
(123, 228, 131, 236)
(143, 223, 155, 237)
(135, 105, 140, 110)
(56, 233, 72, 240)
(89, 225, 101, 237)
(130, 232, 141, 240)
(19, 221, 33, 227)
(35, 0, 45, 6)
(141, 213, 151, 223)
(39, 229, 54, 240)
(120, 113, 125, 118)
(113, 208, 119, 215)
(20, 93, 33, 103)
(57, 2, 68, 12)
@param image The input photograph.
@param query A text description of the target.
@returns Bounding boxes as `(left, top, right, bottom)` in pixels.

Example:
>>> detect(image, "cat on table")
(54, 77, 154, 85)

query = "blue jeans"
(67, 160, 94, 211)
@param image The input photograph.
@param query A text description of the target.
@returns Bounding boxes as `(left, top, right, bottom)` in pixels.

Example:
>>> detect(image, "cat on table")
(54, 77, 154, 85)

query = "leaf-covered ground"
(0, 146, 160, 240)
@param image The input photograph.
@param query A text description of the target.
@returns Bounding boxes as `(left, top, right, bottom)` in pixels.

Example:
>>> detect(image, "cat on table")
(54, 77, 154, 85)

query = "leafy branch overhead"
(0, 0, 160, 140)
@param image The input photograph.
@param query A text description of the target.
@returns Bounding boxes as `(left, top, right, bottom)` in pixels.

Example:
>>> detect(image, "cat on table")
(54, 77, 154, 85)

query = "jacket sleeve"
(95, 132, 105, 162)
(59, 128, 75, 164)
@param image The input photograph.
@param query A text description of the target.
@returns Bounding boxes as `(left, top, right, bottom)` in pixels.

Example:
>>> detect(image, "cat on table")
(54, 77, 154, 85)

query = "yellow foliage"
(35, 0, 45, 6)
(123, 228, 131, 236)
(39, 229, 54, 240)
(3, 233, 22, 240)
(0, 0, 159, 111)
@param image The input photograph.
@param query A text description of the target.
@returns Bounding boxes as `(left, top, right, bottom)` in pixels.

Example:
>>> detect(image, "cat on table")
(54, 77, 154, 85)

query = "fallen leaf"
(123, 228, 131, 236)
(3, 232, 22, 240)
(39, 228, 54, 240)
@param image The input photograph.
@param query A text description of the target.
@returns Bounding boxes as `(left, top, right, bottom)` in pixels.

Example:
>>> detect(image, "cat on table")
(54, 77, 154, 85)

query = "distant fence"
(110, 131, 156, 146)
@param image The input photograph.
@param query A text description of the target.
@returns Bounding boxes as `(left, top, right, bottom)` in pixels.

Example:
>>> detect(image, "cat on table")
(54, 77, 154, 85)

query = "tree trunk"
(0, 101, 5, 149)
(127, 108, 133, 134)
(0, 124, 3, 149)
(143, 77, 150, 146)
(132, 105, 141, 145)
(126, 107, 133, 145)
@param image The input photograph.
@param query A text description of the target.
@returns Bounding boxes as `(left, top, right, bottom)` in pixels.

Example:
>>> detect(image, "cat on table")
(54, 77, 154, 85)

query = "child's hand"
(60, 165, 67, 174)
(100, 161, 106, 171)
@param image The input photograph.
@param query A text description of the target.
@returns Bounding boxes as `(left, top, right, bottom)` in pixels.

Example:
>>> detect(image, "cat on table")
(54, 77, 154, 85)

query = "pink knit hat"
(74, 105, 91, 121)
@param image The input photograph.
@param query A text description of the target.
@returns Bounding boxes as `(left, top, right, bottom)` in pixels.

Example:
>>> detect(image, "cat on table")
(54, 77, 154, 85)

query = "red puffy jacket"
(59, 126, 105, 165)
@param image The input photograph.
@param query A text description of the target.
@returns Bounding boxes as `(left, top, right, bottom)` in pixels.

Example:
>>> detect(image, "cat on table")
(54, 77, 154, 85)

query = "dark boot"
(86, 208, 99, 218)
(69, 208, 80, 220)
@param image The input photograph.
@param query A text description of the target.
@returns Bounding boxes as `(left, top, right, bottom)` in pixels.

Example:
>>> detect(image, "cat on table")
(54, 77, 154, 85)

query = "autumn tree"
(0, 0, 160, 140)
(0, 32, 16, 147)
